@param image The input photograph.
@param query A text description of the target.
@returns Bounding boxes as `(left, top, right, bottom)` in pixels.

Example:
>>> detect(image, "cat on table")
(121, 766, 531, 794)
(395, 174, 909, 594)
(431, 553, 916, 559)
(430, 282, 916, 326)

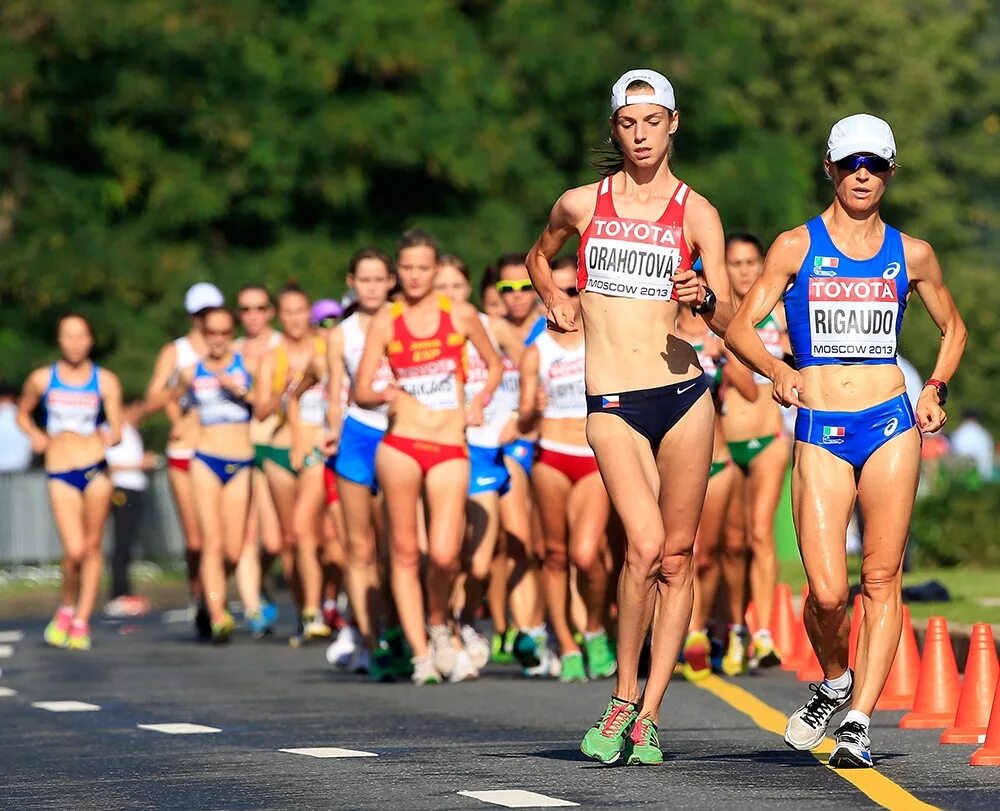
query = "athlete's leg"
(220, 469, 252, 581)
(255, 466, 283, 580)
(793, 443, 857, 679)
(746, 437, 790, 633)
(168, 465, 203, 601)
(567, 473, 611, 635)
(639, 393, 714, 722)
(265, 461, 302, 610)
(236, 481, 262, 617)
(691, 464, 734, 631)
(500, 460, 539, 631)
(852, 430, 921, 715)
(324, 503, 348, 603)
(377, 443, 427, 656)
(533, 462, 575, 655)
(461, 491, 500, 626)
(339, 478, 382, 649)
(587, 416, 663, 704)
(292, 463, 326, 617)
(48, 480, 87, 610)
(488, 528, 509, 635)
(423, 459, 471, 628)
(720, 467, 748, 628)
(76, 475, 113, 623)
(190, 461, 228, 624)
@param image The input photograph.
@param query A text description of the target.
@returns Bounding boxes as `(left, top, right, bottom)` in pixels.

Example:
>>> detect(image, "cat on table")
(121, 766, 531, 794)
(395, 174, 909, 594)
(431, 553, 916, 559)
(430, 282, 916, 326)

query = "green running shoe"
(623, 716, 664, 765)
(560, 651, 588, 683)
(368, 645, 396, 683)
(491, 630, 515, 665)
(584, 630, 617, 679)
(580, 697, 638, 764)
(44, 607, 74, 649)
(211, 611, 236, 644)
(382, 626, 414, 678)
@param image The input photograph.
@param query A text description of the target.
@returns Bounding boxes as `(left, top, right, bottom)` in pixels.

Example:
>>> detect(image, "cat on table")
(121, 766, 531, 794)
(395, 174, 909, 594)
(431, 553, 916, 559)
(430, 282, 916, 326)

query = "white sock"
(844, 710, 871, 729)
(584, 628, 606, 642)
(825, 670, 853, 693)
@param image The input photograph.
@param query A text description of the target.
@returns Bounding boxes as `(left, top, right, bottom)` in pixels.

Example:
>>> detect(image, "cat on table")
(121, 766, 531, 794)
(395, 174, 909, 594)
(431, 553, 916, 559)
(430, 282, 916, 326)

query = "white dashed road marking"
(279, 747, 378, 758)
(0, 686, 18, 697)
(457, 790, 579, 808)
(0, 645, 14, 658)
(137, 723, 222, 734)
(32, 701, 101, 712)
(161, 609, 192, 624)
(0, 631, 25, 643)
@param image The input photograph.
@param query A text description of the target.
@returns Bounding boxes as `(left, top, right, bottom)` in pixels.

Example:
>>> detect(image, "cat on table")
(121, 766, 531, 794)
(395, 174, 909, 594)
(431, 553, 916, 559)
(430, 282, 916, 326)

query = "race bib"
(808, 278, 898, 358)
(583, 218, 681, 301)
(396, 360, 460, 411)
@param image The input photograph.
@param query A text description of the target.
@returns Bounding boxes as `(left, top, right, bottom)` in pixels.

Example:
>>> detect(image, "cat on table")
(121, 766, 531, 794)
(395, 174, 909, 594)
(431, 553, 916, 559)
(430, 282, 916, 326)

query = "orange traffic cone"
(876, 606, 920, 711)
(971, 673, 1000, 766)
(847, 594, 863, 670)
(942, 624, 999, 744)
(793, 586, 823, 680)
(745, 602, 759, 636)
(900, 616, 960, 729)
(771, 584, 796, 666)
(782, 601, 809, 672)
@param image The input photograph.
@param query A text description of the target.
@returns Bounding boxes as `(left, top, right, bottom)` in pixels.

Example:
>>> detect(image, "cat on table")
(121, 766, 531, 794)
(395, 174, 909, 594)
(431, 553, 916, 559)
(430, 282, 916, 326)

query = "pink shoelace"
(630, 717, 650, 744)
(601, 702, 634, 736)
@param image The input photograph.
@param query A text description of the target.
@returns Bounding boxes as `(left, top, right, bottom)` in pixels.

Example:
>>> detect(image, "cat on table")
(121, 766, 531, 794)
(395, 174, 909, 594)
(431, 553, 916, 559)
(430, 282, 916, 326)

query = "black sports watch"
(924, 378, 948, 405)
(692, 286, 717, 315)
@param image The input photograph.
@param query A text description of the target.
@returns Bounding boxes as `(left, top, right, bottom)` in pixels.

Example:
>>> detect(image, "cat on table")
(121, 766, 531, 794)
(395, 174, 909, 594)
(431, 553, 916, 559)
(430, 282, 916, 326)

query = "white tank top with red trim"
(534, 332, 587, 420)
(576, 176, 693, 301)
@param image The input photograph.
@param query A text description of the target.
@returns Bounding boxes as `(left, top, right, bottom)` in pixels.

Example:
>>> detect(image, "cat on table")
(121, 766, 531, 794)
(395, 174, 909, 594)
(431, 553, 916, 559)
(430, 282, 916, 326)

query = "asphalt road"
(1, 608, 998, 811)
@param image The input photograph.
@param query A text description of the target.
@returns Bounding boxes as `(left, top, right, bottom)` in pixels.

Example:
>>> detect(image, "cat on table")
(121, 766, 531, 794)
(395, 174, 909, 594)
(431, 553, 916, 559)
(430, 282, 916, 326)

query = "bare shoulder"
(452, 300, 482, 329)
(26, 365, 51, 393)
(367, 306, 394, 340)
(683, 188, 720, 219)
(98, 367, 122, 390)
(900, 232, 936, 271)
(555, 183, 601, 230)
(767, 225, 810, 270)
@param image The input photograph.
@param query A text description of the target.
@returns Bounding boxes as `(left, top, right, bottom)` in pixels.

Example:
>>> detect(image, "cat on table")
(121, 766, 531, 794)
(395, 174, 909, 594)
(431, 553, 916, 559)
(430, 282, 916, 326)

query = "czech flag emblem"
(601, 395, 620, 409)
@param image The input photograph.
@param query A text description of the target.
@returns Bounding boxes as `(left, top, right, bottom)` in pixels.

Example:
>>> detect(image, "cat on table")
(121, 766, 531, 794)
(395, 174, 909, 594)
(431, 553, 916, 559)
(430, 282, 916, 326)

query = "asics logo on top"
(883, 417, 899, 437)
(883, 262, 901, 280)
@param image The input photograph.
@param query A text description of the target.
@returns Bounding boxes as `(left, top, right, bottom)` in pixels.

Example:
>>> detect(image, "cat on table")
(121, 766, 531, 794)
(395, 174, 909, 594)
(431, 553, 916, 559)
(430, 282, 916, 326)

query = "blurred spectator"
(104, 399, 158, 617)
(0, 381, 33, 472)
(950, 408, 995, 480)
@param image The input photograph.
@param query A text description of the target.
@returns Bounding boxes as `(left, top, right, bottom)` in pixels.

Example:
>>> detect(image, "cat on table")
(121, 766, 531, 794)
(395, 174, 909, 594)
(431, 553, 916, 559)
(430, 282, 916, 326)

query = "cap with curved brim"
(827, 113, 896, 162)
(611, 69, 675, 114)
(310, 299, 343, 325)
(184, 282, 225, 315)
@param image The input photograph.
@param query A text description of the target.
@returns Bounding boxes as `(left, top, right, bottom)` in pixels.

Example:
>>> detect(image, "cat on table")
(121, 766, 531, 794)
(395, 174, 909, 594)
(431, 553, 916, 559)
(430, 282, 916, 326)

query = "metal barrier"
(0, 468, 186, 564)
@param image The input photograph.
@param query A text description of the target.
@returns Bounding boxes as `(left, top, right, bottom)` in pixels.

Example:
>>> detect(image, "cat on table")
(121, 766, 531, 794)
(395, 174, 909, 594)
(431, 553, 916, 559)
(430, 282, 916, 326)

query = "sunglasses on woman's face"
(205, 328, 233, 337)
(239, 304, 271, 314)
(834, 154, 893, 174)
(496, 279, 534, 294)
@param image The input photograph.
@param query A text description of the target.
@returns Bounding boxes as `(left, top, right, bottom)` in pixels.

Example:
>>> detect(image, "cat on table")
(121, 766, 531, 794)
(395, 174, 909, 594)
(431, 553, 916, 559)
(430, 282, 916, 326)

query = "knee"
(470, 556, 493, 582)
(428, 546, 460, 576)
(808, 583, 849, 616)
(861, 563, 902, 600)
(64, 547, 86, 567)
(748, 523, 775, 556)
(694, 545, 718, 575)
(544, 539, 569, 573)
(569, 542, 601, 575)
(347, 534, 377, 568)
(722, 526, 746, 558)
(658, 548, 694, 586)
(624, 527, 665, 580)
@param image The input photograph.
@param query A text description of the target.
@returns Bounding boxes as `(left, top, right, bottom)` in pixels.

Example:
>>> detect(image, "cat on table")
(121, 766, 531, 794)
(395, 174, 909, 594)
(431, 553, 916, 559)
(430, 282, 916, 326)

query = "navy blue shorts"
(794, 393, 917, 471)
(585, 376, 710, 449)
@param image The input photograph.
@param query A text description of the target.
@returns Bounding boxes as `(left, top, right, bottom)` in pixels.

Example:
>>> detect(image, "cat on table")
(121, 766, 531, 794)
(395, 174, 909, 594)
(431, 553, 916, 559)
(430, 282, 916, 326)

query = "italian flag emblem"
(823, 426, 846, 438)
(814, 256, 839, 269)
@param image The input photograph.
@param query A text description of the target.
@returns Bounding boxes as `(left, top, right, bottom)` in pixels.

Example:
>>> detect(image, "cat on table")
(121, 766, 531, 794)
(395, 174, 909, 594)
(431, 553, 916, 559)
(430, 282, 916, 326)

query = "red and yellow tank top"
(577, 176, 694, 301)
(387, 296, 466, 412)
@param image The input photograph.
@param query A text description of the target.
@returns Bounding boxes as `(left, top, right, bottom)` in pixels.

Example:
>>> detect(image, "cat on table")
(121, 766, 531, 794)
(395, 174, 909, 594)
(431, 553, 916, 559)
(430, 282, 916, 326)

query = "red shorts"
(166, 454, 191, 473)
(381, 434, 467, 476)
(536, 441, 599, 485)
(323, 464, 339, 506)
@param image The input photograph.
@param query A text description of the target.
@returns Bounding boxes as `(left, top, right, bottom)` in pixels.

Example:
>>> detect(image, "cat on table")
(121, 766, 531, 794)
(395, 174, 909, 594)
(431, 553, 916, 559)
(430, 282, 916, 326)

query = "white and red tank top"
(465, 314, 518, 448)
(577, 176, 694, 301)
(534, 332, 587, 420)
(342, 312, 392, 431)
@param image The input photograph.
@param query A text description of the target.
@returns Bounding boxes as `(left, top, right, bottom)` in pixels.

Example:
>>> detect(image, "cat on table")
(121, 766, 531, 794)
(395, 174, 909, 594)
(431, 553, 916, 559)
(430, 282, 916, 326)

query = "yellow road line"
(695, 675, 940, 811)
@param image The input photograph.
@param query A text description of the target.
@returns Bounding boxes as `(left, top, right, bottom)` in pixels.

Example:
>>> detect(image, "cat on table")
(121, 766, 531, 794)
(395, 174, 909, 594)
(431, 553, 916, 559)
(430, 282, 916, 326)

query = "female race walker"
(175, 307, 255, 643)
(518, 261, 616, 684)
(720, 233, 791, 674)
(356, 229, 502, 685)
(726, 114, 966, 768)
(18, 313, 123, 650)
(527, 69, 733, 764)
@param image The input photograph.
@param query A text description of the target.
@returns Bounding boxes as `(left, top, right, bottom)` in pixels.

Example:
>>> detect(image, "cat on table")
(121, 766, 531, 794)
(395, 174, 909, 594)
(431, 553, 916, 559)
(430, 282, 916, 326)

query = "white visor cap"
(184, 282, 225, 315)
(611, 69, 675, 114)
(827, 114, 896, 162)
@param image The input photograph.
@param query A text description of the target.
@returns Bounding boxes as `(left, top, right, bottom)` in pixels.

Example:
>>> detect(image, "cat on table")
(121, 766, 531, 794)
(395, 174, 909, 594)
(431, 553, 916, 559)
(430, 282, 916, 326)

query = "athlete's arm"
(725, 227, 808, 408)
(681, 193, 735, 333)
(142, 342, 178, 416)
(16, 368, 49, 454)
(516, 345, 541, 434)
(458, 302, 502, 427)
(722, 348, 759, 403)
(355, 310, 400, 409)
(906, 236, 968, 433)
(325, 326, 345, 442)
(253, 353, 280, 420)
(99, 369, 124, 447)
(169, 367, 195, 439)
(526, 186, 593, 333)
(489, 316, 522, 363)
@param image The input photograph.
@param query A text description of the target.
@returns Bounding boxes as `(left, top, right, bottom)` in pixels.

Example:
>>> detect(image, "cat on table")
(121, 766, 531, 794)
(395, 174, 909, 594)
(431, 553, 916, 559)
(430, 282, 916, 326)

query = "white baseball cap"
(827, 114, 896, 162)
(184, 282, 225, 315)
(611, 69, 676, 114)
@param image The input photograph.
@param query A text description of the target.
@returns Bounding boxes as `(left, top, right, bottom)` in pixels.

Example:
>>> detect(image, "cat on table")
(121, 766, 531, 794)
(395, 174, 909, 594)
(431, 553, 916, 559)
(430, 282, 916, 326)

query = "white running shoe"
(325, 626, 360, 669)
(460, 624, 490, 671)
(347, 645, 370, 675)
(449, 648, 480, 683)
(428, 624, 457, 677)
(411, 653, 442, 685)
(784, 679, 853, 751)
(523, 630, 556, 678)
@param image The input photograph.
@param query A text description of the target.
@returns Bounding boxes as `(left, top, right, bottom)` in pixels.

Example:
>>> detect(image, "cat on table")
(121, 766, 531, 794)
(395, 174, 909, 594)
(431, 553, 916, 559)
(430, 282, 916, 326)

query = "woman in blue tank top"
(174, 306, 255, 643)
(17, 313, 123, 651)
(726, 115, 967, 769)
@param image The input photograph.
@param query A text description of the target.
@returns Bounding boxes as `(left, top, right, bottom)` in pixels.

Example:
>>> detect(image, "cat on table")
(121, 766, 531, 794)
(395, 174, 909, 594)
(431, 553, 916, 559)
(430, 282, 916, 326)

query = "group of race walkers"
(16, 68, 967, 772)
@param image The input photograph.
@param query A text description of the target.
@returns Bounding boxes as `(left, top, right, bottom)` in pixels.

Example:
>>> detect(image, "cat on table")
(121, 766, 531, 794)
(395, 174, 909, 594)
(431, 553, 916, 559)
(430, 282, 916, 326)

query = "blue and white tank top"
(784, 216, 908, 369)
(44, 363, 104, 437)
(190, 354, 252, 426)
